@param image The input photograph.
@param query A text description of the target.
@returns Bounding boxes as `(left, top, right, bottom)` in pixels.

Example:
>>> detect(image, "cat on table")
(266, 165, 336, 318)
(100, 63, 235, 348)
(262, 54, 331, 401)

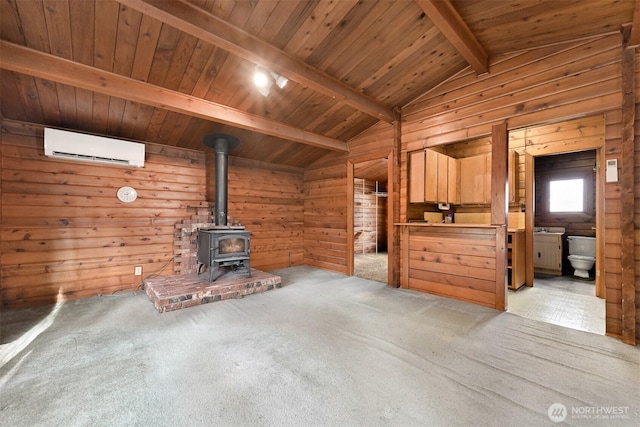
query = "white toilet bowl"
(567, 254, 595, 278)
(567, 236, 595, 279)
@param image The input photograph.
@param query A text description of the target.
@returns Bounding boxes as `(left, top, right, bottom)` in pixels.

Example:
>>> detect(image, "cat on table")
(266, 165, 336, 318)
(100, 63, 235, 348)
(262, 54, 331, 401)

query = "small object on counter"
(444, 214, 453, 223)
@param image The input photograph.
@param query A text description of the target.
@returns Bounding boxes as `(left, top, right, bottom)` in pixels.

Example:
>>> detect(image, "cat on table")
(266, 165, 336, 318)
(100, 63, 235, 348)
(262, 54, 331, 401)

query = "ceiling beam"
(0, 41, 349, 153)
(119, 0, 395, 123)
(415, 0, 489, 75)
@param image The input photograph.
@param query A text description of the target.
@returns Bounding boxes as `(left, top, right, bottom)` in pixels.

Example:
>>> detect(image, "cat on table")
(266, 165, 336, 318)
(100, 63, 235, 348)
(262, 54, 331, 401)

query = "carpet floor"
(354, 252, 388, 283)
(1, 266, 638, 426)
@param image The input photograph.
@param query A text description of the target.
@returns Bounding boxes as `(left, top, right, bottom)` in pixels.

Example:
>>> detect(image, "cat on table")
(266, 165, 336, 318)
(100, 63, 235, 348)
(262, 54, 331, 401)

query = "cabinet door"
(424, 149, 438, 202)
(436, 152, 449, 203)
(447, 156, 459, 204)
(533, 234, 562, 271)
(409, 151, 425, 203)
(484, 154, 492, 204)
(459, 155, 488, 204)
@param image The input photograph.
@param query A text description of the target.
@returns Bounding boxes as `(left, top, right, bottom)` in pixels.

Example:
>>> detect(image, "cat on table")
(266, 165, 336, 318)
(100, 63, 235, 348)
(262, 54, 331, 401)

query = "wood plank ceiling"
(0, 0, 635, 171)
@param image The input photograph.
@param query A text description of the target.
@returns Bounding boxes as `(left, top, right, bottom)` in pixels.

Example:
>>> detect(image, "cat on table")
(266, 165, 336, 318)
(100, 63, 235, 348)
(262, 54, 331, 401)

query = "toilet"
(567, 236, 596, 279)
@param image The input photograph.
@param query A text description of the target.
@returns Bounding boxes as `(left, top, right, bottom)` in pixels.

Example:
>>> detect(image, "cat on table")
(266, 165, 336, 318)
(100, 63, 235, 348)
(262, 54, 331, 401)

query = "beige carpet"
(354, 252, 388, 283)
(1, 266, 638, 426)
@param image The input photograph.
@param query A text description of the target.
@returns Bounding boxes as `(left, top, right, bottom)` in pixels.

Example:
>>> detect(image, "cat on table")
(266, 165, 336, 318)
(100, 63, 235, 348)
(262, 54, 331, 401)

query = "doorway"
(348, 156, 392, 284)
(510, 116, 606, 335)
(353, 176, 388, 282)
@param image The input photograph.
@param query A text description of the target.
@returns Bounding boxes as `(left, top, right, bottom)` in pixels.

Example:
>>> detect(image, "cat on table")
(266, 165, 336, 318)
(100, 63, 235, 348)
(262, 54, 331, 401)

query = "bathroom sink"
(533, 227, 565, 234)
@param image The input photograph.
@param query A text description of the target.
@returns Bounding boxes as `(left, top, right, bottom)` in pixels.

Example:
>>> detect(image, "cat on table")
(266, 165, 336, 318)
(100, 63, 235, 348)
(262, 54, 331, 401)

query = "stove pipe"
(203, 133, 240, 226)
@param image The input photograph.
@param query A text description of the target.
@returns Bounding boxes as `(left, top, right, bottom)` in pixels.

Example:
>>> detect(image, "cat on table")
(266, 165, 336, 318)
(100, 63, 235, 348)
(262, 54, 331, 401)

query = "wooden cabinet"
(409, 149, 458, 204)
(459, 154, 491, 204)
(424, 148, 438, 202)
(409, 150, 426, 203)
(446, 156, 458, 204)
(508, 230, 525, 290)
(533, 233, 563, 275)
(457, 150, 517, 205)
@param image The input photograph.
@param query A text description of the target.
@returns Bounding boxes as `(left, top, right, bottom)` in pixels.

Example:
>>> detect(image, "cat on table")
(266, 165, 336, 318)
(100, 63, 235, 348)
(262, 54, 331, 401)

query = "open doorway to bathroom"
(509, 147, 605, 335)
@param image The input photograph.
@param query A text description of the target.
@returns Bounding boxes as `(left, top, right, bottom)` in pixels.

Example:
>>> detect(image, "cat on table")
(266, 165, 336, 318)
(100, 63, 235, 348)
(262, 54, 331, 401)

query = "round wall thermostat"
(117, 186, 138, 203)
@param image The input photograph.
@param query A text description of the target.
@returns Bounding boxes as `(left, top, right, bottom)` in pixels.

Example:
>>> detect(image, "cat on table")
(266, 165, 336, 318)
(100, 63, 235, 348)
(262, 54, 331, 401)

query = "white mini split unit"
(44, 128, 145, 167)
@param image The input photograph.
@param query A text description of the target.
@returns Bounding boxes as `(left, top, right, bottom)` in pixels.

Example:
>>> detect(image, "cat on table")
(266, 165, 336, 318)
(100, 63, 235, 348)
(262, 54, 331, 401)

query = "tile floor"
(508, 274, 605, 335)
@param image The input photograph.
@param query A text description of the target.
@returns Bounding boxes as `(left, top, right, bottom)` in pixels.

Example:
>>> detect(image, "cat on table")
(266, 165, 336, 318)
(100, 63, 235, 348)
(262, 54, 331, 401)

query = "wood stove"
(197, 133, 251, 281)
(197, 227, 250, 282)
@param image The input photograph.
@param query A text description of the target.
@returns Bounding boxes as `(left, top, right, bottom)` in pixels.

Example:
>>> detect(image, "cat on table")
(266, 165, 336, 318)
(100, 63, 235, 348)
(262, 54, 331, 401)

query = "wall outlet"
(134, 266, 142, 276)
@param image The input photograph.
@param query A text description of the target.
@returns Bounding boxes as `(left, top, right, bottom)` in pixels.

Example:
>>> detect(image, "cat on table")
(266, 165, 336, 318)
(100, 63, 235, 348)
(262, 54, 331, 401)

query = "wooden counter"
(395, 223, 507, 310)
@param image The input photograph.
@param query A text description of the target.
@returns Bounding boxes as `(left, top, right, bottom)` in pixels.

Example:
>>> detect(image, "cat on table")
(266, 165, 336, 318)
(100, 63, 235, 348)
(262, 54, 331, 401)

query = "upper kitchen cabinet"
(458, 150, 518, 205)
(409, 150, 426, 203)
(459, 154, 492, 204)
(409, 149, 458, 204)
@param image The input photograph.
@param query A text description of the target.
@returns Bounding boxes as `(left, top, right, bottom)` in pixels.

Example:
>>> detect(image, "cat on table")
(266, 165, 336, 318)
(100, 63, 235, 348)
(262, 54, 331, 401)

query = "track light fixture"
(253, 65, 288, 96)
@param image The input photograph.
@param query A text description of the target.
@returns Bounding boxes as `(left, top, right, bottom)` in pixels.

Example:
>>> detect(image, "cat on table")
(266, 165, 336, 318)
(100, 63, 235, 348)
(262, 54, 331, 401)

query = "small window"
(549, 178, 583, 212)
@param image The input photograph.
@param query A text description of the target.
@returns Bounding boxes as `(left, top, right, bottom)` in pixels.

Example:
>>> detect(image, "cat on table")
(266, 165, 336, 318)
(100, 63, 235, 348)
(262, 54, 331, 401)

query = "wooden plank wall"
(221, 156, 305, 271)
(604, 109, 624, 338)
(1, 120, 207, 308)
(304, 159, 349, 273)
(636, 50, 640, 343)
(403, 35, 622, 148)
(1, 121, 306, 309)
(402, 34, 634, 339)
(354, 178, 387, 254)
(403, 225, 503, 309)
(304, 122, 394, 273)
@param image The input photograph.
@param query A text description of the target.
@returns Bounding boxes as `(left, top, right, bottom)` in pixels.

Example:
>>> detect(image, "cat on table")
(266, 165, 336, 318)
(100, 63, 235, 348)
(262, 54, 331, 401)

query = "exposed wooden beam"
(0, 41, 348, 153)
(415, 0, 488, 75)
(119, 0, 396, 123)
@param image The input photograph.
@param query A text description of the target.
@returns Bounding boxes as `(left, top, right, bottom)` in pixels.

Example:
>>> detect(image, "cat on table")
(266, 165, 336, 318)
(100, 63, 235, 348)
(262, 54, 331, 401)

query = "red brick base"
(144, 269, 282, 313)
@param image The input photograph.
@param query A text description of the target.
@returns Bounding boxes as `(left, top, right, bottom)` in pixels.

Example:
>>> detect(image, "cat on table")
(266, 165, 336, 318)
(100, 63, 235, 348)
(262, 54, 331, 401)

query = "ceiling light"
(253, 65, 288, 96)
(257, 84, 271, 97)
(253, 67, 269, 88)
(271, 72, 288, 89)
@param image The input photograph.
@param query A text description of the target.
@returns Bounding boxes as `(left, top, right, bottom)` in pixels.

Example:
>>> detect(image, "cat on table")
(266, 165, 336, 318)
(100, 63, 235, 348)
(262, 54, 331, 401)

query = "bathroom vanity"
(533, 228, 564, 275)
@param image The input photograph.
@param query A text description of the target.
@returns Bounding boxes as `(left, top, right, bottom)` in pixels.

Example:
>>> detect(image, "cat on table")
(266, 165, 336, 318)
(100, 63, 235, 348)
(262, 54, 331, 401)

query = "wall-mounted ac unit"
(44, 128, 145, 167)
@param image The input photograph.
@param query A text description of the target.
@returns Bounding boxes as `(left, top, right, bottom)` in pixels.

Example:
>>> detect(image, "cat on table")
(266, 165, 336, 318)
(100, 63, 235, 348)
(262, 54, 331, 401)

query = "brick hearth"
(144, 269, 282, 313)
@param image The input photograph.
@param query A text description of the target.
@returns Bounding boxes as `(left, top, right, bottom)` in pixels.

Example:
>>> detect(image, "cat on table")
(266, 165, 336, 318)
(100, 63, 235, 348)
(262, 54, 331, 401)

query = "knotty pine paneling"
(212, 156, 305, 272)
(401, 225, 504, 309)
(1, 120, 207, 308)
(304, 158, 348, 273)
(304, 121, 395, 274)
(402, 34, 631, 339)
(636, 53, 640, 342)
(403, 35, 622, 150)
(604, 109, 624, 339)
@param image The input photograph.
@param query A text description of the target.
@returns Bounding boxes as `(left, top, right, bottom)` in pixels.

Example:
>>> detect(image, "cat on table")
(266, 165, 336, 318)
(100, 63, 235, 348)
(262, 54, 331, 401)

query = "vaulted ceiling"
(0, 0, 635, 171)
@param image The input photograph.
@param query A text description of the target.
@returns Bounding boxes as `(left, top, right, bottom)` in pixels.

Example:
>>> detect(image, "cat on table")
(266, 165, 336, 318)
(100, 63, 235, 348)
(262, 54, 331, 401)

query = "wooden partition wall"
(304, 122, 395, 276)
(400, 224, 506, 309)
